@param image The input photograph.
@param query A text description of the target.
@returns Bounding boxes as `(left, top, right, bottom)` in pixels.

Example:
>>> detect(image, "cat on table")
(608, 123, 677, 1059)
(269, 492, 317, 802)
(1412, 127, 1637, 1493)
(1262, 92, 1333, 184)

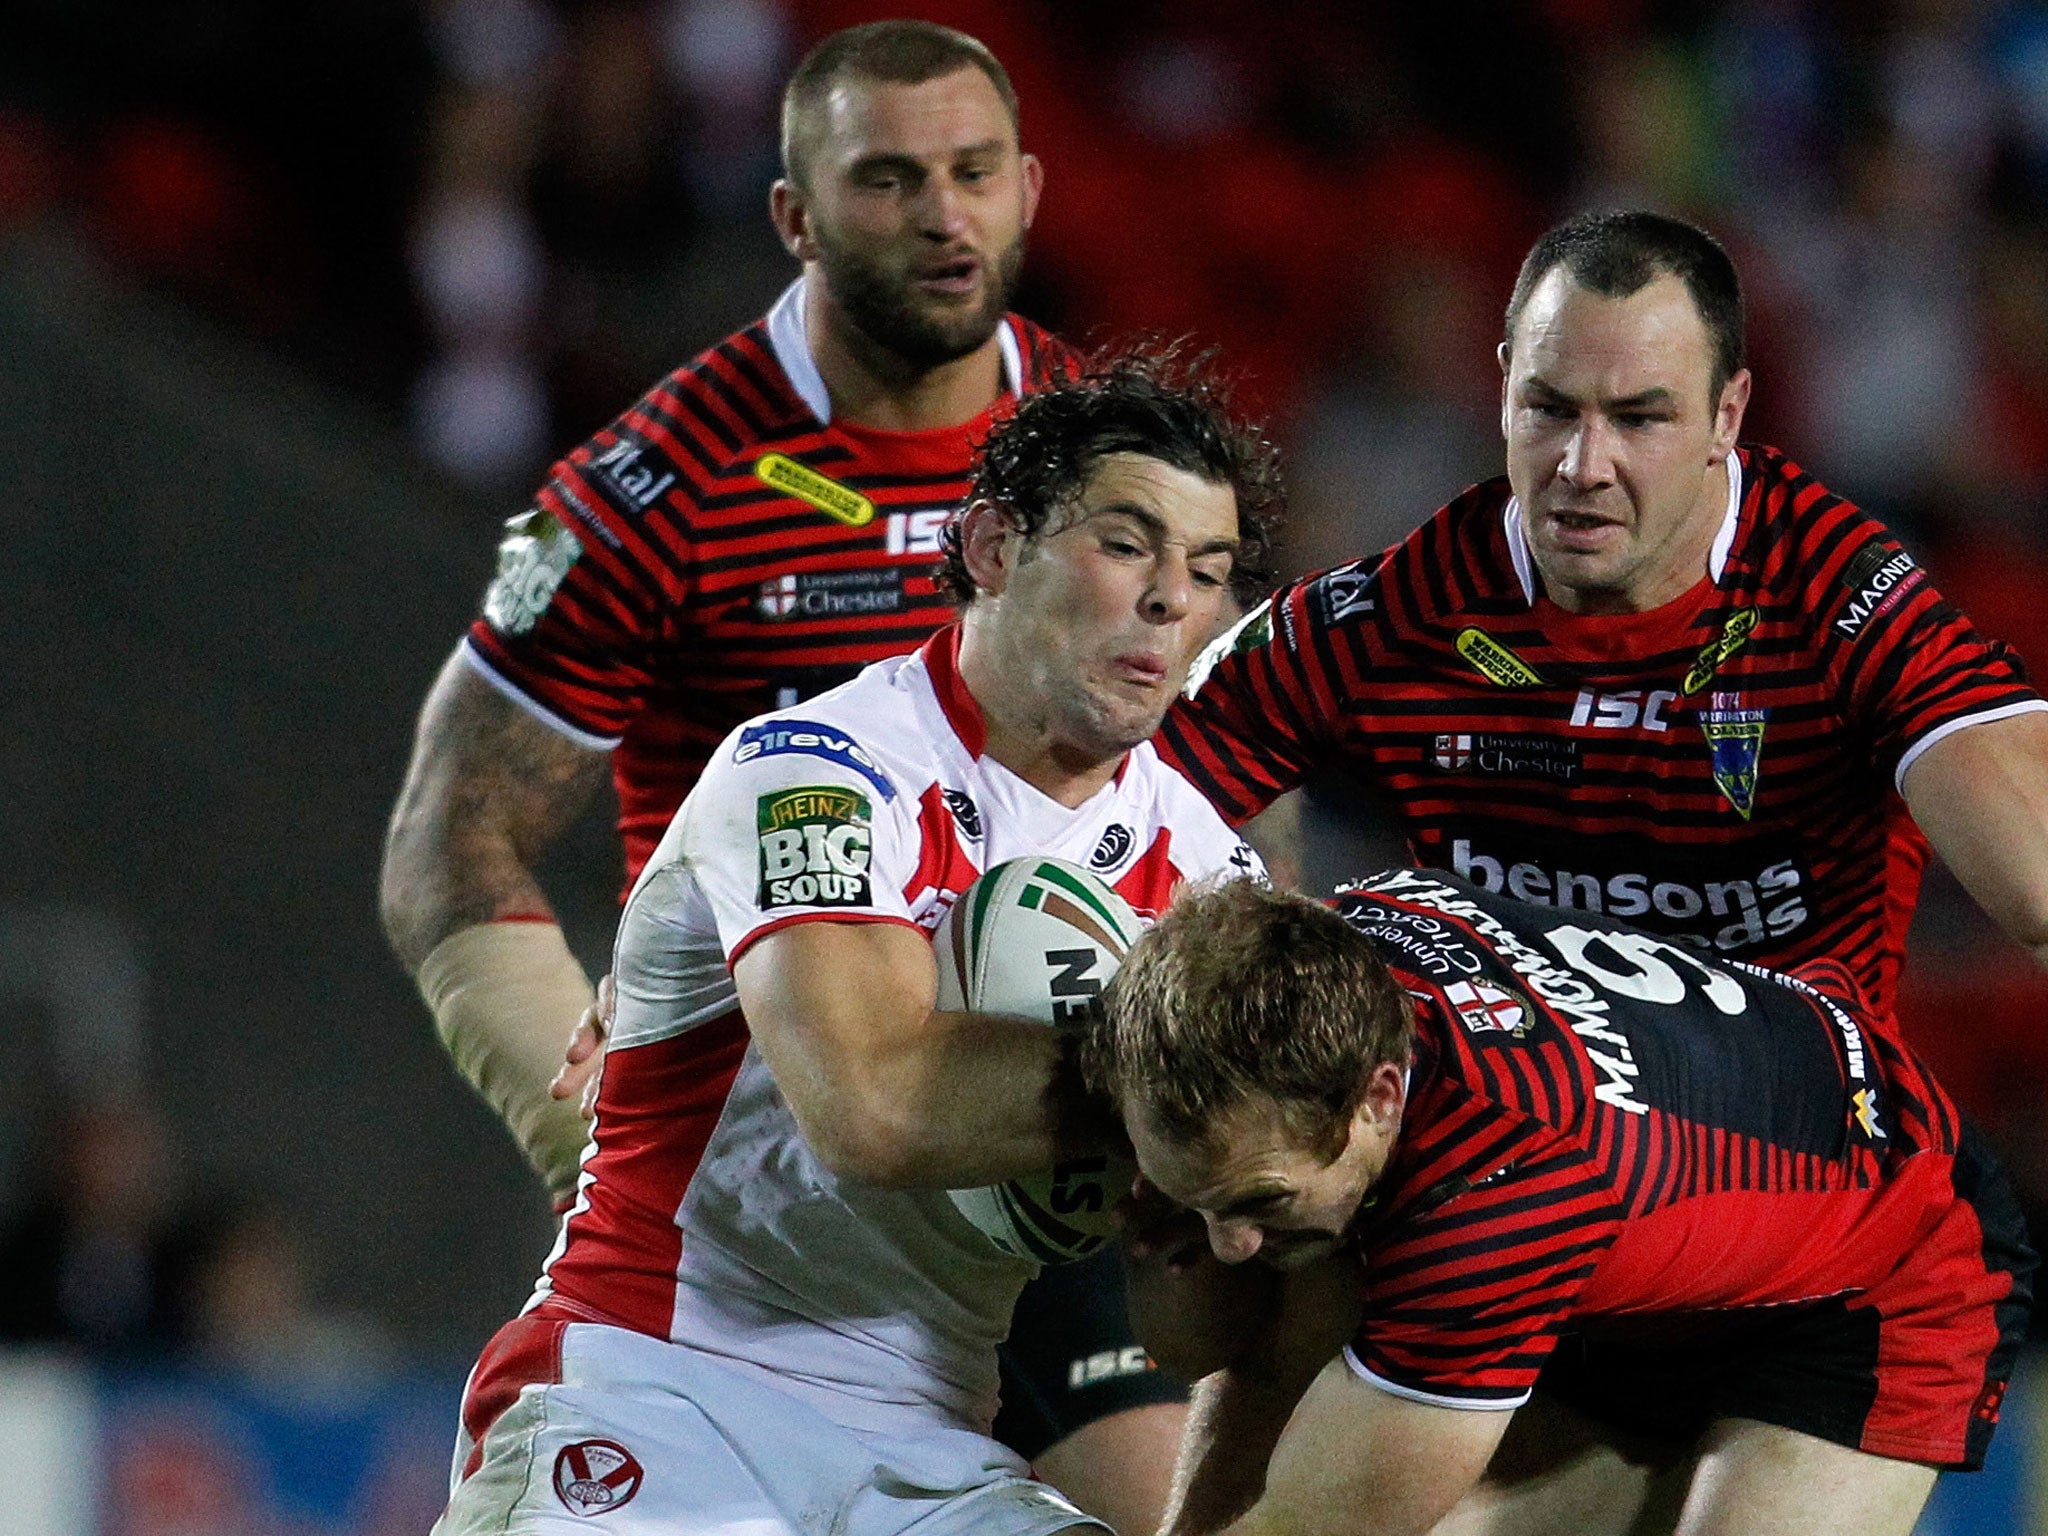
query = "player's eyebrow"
(1211, 1186, 1290, 1219)
(1095, 503, 1241, 558)
(847, 140, 1008, 176)
(1521, 375, 1678, 413)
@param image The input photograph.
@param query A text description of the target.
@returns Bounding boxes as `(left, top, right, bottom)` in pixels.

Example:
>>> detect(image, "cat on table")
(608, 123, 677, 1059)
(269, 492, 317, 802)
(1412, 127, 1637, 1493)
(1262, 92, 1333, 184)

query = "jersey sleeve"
(462, 379, 704, 747)
(1156, 559, 1384, 823)
(1815, 521, 2047, 790)
(1347, 1139, 1620, 1410)
(678, 718, 923, 963)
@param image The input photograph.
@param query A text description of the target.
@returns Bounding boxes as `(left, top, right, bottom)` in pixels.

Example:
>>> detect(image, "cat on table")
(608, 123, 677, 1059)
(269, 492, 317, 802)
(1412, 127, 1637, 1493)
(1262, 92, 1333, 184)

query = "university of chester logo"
(1455, 628, 1544, 687)
(1681, 607, 1760, 696)
(1443, 977, 1531, 1037)
(553, 1439, 645, 1516)
(754, 452, 877, 528)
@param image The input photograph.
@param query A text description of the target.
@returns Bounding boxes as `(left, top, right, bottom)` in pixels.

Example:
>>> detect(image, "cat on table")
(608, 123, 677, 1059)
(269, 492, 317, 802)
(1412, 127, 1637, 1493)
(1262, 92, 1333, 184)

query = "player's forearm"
(1161, 1368, 1301, 1536)
(799, 1012, 1117, 1187)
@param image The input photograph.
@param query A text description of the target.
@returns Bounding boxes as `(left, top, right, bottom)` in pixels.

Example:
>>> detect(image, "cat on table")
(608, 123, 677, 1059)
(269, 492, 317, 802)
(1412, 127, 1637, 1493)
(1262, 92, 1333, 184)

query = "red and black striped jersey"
(1333, 868, 1981, 1410)
(461, 278, 1073, 885)
(1160, 446, 2045, 1014)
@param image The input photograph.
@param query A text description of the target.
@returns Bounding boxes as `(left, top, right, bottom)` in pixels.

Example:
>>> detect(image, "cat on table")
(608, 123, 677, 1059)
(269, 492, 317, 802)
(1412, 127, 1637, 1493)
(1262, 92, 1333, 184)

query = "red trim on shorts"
(490, 912, 558, 924)
(458, 1311, 568, 1480)
(727, 910, 924, 970)
(1857, 1156, 2013, 1465)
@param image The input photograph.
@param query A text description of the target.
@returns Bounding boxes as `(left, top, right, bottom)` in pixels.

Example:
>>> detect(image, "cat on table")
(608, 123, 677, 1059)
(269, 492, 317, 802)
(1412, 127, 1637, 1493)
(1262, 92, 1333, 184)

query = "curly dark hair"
(934, 342, 1283, 605)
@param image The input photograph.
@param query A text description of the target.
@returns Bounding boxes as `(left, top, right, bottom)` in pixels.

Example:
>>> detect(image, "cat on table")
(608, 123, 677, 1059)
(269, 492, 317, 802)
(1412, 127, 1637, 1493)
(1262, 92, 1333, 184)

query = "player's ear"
(1020, 152, 1044, 230)
(959, 499, 1021, 595)
(1710, 368, 1753, 463)
(1497, 341, 1514, 440)
(1357, 1059, 1407, 1141)
(770, 179, 814, 262)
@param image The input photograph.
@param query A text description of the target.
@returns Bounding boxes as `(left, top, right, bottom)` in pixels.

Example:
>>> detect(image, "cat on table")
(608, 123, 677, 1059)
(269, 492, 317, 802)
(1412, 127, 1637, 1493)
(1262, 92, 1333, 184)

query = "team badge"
(553, 1438, 644, 1516)
(1699, 692, 1768, 819)
(1443, 978, 1530, 1037)
(754, 452, 877, 527)
(1680, 607, 1760, 695)
(757, 786, 873, 908)
(942, 788, 983, 839)
(483, 509, 580, 636)
(1088, 823, 1134, 871)
(1455, 628, 1545, 687)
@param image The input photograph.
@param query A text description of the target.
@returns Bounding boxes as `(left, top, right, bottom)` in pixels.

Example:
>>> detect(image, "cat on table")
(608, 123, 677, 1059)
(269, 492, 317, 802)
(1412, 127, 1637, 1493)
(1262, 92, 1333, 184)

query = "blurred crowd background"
(7, 0, 2048, 1529)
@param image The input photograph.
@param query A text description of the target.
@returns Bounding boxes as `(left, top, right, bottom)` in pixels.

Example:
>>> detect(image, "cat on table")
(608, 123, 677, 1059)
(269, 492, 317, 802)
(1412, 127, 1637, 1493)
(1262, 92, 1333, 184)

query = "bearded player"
(383, 21, 1182, 1527)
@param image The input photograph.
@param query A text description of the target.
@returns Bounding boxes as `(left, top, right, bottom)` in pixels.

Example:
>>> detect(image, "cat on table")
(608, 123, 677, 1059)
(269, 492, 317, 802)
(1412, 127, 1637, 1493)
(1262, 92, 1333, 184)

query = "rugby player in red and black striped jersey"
(1159, 211, 2048, 1018)
(381, 22, 1178, 1532)
(1089, 876, 2033, 1536)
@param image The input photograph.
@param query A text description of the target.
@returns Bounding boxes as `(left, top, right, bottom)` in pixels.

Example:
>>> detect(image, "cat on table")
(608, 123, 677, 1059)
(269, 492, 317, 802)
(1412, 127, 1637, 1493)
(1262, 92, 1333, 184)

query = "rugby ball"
(934, 858, 1145, 1264)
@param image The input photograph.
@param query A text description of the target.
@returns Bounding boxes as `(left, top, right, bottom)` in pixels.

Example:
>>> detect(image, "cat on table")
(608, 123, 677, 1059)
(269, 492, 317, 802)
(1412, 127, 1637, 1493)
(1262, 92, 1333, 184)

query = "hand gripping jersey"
(1334, 868, 2032, 1469)
(1160, 447, 2046, 1014)
(459, 278, 1073, 884)
(532, 629, 1260, 1438)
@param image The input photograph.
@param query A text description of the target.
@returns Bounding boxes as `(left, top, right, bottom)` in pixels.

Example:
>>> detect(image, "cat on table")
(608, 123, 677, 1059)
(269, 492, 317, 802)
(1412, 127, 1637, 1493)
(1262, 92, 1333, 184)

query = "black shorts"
(1540, 1122, 2035, 1472)
(993, 1248, 1188, 1462)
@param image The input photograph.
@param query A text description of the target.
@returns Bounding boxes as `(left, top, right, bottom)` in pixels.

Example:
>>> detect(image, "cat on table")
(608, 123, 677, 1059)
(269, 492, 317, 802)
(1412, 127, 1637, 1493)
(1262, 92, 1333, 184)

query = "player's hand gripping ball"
(934, 858, 1144, 1264)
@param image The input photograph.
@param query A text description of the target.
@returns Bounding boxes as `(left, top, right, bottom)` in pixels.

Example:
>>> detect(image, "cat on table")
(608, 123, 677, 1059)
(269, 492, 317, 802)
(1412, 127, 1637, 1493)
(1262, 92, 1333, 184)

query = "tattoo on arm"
(380, 650, 611, 970)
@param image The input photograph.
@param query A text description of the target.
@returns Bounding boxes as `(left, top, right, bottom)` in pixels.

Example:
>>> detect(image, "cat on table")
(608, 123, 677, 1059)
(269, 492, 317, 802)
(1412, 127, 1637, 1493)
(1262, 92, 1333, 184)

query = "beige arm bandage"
(417, 919, 598, 1197)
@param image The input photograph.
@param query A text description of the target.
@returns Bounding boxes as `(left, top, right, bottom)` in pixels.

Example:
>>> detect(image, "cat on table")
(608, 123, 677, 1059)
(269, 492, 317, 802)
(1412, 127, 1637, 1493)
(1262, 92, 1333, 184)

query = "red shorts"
(1541, 1123, 2033, 1470)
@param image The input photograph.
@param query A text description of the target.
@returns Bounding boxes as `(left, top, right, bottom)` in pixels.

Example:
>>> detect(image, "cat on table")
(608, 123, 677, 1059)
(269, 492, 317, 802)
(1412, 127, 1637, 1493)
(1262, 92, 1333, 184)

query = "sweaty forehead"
(1510, 269, 1715, 399)
(1067, 452, 1240, 546)
(814, 68, 1016, 168)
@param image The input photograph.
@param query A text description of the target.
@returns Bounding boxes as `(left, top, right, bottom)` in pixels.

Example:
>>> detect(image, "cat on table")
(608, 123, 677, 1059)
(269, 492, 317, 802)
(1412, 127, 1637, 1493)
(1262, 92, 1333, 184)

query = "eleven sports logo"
(757, 785, 873, 908)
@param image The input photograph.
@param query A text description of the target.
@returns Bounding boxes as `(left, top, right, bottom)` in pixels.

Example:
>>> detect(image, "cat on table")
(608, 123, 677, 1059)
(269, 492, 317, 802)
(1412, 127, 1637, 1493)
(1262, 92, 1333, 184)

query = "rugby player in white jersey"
(433, 349, 1281, 1536)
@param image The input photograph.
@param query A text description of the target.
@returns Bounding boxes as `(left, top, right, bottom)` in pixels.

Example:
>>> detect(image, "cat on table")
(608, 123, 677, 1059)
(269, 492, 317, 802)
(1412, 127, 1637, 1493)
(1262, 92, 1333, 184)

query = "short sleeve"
(1347, 1143, 1619, 1410)
(1819, 530, 2046, 788)
(679, 718, 922, 963)
(464, 384, 703, 745)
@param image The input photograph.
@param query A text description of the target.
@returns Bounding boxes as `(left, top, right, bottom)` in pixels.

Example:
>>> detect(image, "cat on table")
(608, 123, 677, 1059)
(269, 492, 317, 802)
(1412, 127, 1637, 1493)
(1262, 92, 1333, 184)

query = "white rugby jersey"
(530, 627, 1259, 1437)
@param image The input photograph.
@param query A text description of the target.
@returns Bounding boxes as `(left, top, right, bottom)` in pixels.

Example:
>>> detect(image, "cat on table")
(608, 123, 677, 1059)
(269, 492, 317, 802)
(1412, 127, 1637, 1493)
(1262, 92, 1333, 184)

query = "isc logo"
(1046, 948, 1103, 1026)
(886, 508, 951, 556)
(1571, 687, 1677, 731)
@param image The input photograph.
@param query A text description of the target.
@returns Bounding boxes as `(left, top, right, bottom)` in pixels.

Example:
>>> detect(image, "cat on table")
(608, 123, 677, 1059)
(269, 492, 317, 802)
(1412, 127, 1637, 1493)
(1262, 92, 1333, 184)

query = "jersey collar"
(917, 625, 1135, 787)
(1501, 451, 1745, 606)
(920, 624, 988, 758)
(766, 277, 1024, 426)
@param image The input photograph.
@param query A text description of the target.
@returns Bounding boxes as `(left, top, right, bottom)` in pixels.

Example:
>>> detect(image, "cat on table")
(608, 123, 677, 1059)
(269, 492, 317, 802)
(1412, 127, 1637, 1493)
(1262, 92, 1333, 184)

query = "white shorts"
(434, 1311, 1111, 1536)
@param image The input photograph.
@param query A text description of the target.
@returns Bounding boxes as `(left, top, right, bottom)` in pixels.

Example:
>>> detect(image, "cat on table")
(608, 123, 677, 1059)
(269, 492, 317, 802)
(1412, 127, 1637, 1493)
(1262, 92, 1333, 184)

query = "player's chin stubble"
(820, 232, 1026, 368)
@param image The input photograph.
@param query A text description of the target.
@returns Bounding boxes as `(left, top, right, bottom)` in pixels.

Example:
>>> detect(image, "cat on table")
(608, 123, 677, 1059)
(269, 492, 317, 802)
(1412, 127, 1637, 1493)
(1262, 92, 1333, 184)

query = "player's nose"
(1558, 419, 1615, 489)
(1204, 1214, 1262, 1265)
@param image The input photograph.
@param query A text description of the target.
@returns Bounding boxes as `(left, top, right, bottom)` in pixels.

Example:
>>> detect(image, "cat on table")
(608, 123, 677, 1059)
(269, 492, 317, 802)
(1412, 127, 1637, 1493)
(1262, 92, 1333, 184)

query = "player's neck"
(805, 281, 1007, 433)
(955, 622, 1123, 808)
(978, 720, 1122, 809)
